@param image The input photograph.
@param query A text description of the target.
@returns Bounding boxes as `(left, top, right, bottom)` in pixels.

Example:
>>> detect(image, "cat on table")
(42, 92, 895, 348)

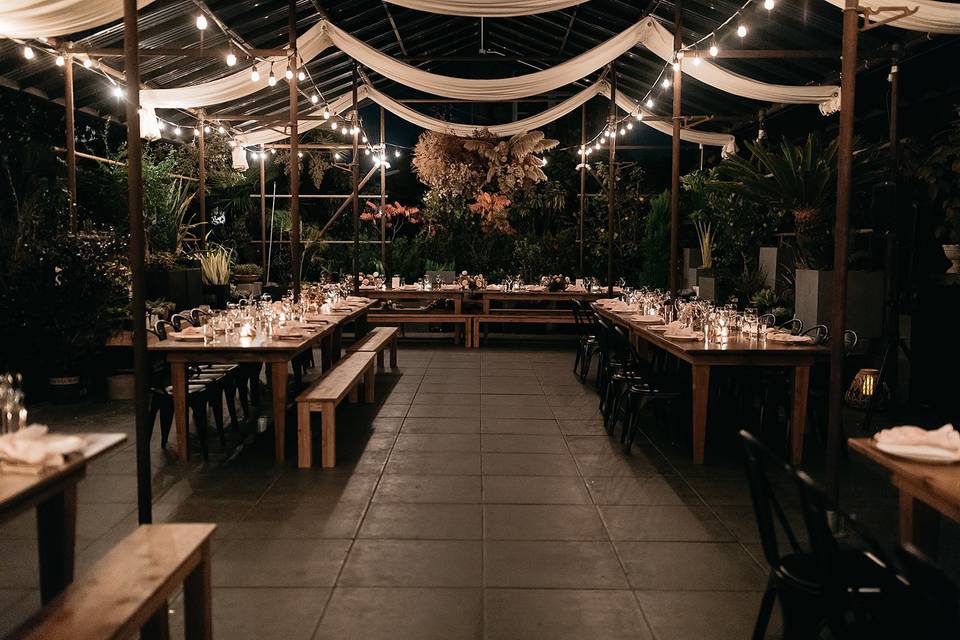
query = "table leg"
(270, 362, 288, 462)
(692, 365, 711, 464)
(36, 481, 78, 604)
(454, 297, 462, 315)
(899, 489, 941, 555)
(170, 362, 189, 461)
(790, 365, 811, 465)
(183, 542, 213, 640)
(141, 602, 171, 640)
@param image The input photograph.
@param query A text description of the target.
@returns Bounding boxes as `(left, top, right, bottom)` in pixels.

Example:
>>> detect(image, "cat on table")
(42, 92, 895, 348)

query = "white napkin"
(875, 424, 960, 452)
(485, 284, 502, 291)
(766, 332, 814, 344)
(0, 425, 85, 472)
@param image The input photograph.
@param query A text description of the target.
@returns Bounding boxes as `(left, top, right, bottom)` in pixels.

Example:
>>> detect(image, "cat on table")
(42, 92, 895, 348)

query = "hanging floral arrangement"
(411, 131, 485, 198)
(463, 130, 558, 196)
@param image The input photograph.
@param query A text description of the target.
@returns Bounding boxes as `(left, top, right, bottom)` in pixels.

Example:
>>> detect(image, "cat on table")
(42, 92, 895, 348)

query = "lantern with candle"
(845, 368, 879, 409)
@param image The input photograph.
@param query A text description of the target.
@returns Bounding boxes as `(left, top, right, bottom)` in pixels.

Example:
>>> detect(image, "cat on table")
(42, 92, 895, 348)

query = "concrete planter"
(696, 268, 716, 301)
(794, 269, 884, 338)
(758, 246, 795, 293)
(107, 372, 136, 400)
(682, 248, 702, 289)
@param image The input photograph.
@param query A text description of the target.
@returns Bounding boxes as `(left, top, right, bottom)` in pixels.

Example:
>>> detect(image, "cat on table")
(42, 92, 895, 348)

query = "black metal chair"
(801, 324, 830, 345)
(777, 318, 804, 335)
(893, 544, 960, 639)
(572, 300, 600, 382)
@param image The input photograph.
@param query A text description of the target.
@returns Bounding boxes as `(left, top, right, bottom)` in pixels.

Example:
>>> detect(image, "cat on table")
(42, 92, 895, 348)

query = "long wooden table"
(596, 305, 828, 464)
(479, 289, 608, 314)
(849, 437, 960, 554)
(0, 432, 126, 604)
(363, 288, 464, 314)
(149, 301, 374, 463)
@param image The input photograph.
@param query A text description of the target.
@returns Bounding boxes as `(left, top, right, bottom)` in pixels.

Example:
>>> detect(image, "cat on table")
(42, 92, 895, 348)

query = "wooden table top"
(849, 437, 960, 517)
(0, 433, 127, 521)
(596, 305, 828, 365)
(481, 289, 609, 301)
(363, 288, 462, 298)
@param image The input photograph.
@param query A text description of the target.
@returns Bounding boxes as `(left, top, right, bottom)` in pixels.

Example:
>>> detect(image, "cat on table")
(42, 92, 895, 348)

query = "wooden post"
(826, 0, 860, 511)
(669, 3, 683, 295)
(352, 62, 360, 295)
(889, 47, 900, 176)
(259, 145, 267, 279)
(124, 0, 151, 524)
(379, 106, 386, 270)
(64, 56, 77, 234)
(606, 62, 616, 296)
(288, 0, 301, 299)
(579, 103, 586, 277)
(197, 115, 206, 248)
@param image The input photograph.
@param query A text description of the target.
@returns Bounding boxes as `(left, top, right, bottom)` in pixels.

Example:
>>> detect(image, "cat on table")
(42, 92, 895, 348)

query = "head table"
(593, 304, 828, 465)
(149, 300, 375, 462)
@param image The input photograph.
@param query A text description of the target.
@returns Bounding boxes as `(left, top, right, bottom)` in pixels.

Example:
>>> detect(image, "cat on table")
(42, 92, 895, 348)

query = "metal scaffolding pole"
(606, 62, 616, 296)
(352, 62, 361, 295)
(288, 0, 301, 299)
(64, 57, 77, 234)
(124, 0, 151, 524)
(825, 0, 860, 512)
(380, 106, 386, 270)
(579, 103, 586, 277)
(198, 115, 206, 248)
(259, 145, 267, 278)
(669, 2, 683, 295)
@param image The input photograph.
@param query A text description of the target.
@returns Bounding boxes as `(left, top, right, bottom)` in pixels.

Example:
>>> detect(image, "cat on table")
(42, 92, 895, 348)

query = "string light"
(174, 126, 182, 136)
(297, 70, 305, 81)
(626, 122, 633, 130)
(361, 135, 368, 143)
(112, 84, 122, 98)
(193, 128, 200, 137)
(394, 149, 400, 158)
(594, 142, 601, 150)
(672, 61, 680, 72)
(285, 67, 294, 81)
(270, 149, 276, 154)
(323, 108, 330, 119)
(298, 151, 303, 158)
(737, 24, 747, 37)
(661, 78, 671, 89)
(693, 56, 702, 66)
(709, 44, 719, 57)
(310, 94, 319, 104)
(365, 149, 370, 155)
(23, 46, 34, 60)
(204, 125, 211, 134)
(764, 0, 775, 9)
(250, 66, 260, 82)
(55, 55, 64, 67)
(619, 127, 626, 135)
(218, 125, 225, 134)
(646, 98, 654, 108)
(333, 152, 341, 159)
(268, 66, 277, 86)
(226, 52, 237, 66)
(331, 121, 338, 130)
(83, 57, 92, 68)
(196, 15, 208, 30)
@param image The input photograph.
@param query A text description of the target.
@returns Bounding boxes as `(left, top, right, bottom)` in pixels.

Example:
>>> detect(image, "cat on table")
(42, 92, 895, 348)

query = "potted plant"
(917, 111, 960, 273)
(693, 216, 716, 300)
(198, 244, 233, 309)
(233, 263, 262, 283)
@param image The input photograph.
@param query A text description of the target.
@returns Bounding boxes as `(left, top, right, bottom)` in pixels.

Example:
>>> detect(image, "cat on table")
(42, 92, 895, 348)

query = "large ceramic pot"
(943, 245, 960, 274)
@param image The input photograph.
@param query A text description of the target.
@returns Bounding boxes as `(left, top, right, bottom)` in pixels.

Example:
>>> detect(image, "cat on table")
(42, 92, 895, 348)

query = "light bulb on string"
(672, 61, 680, 72)
(331, 121, 338, 130)
(55, 55, 65, 66)
(709, 44, 719, 57)
(361, 135, 367, 143)
(297, 70, 305, 81)
(646, 98, 654, 108)
(174, 126, 182, 136)
(310, 94, 319, 104)
(226, 52, 237, 66)
(764, 0, 775, 9)
(626, 122, 633, 130)
(661, 78, 671, 89)
(196, 15, 208, 30)
(83, 57, 92, 68)
(23, 46, 34, 60)
(268, 66, 277, 86)
(594, 142, 601, 151)
(737, 24, 747, 38)
(204, 125, 211, 134)
(619, 127, 626, 135)
(602, 130, 608, 139)
(250, 66, 260, 82)
(298, 152, 303, 158)
(270, 149, 276, 155)
(218, 125, 225, 134)
(322, 108, 330, 119)
(394, 149, 400, 158)
(112, 84, 122, 98)
(693, 56, 702, 66)
(228, 140, 235, 147)
(636, 111, 643, 121)
(365, 149, 370, 155)
(284, 68, 293, 80)
(333, 152, 341, 160)
(193, 128, 199, 137)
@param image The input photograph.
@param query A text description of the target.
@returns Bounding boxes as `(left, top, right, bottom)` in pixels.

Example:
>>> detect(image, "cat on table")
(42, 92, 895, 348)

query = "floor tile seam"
(315, 354, 426, 633)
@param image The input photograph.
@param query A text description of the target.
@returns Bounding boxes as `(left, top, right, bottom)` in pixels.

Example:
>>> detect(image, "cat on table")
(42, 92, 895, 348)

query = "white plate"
(875, 442, 960, 464)
(170, 334, 204, 342)
(647, 325, 669, 332)
(630, 315, 663, 324)
(664, 333, 700, 341)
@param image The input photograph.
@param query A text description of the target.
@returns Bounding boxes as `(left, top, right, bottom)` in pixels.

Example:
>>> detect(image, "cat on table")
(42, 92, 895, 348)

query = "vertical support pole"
(826, 0, 860, 511)
(124, 0, 151, 524)
(64, 56, 77, 234)
(352, 62, 361, 295)
(669, 2, 683, 296)
(888, 48, 900, 176)
(380, 106, 386, 271)
(197, 114, 206, 248)
(259, 145, 267, 279)
(579, 103, 586, 277)
(606, 62, 616, 296)
(288, 0, 301, 300)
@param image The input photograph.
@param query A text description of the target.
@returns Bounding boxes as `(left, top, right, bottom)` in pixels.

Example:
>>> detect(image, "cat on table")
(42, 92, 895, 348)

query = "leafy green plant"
(639, 190, 671, 288)
(197, 244, 233, 285)
(693, 219, 714, 270)
(916, 110, 960, 245)
(233, 263, 262, 277)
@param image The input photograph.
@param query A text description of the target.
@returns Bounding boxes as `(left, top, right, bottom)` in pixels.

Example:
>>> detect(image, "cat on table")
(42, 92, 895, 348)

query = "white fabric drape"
(603, 85, 738, 156)
(641, 19, 840, 114)
(364, 81, 605, 137)
(139, 22, 332, 109)
(323, 19, 653, 101)
(0, 0, 155, 38)
(231, 145, 249, 171)
(235, 90, 358, 147)
(140, 107, 161, 141)
(823, 0, 960, 34)
(383, 0, 587, 16)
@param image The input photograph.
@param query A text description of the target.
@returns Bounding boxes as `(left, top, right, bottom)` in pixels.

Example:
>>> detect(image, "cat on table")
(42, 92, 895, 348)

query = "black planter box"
(146, 267, 203, 312)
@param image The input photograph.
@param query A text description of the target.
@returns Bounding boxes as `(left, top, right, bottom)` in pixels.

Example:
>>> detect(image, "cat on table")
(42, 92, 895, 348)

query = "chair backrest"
(153, 320, 178, 340)
(802, 324, 830, 345)
(169, 312, 197, 331)
(777, 318, 804, 335)
(843, 330, 858, 356)
(758, 313, 777, 328)
(739, 430, 810, 570)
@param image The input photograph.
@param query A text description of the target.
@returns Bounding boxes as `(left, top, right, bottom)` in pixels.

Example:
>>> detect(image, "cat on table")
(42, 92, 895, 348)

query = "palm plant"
(715, 134, 837, 269)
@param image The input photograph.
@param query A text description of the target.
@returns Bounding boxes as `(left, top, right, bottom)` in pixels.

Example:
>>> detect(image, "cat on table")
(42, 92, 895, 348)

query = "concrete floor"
(0, 342, 950, 639)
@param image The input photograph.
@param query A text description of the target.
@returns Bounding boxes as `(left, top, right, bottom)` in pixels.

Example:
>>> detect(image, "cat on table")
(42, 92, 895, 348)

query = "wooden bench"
(11, 523, 215, 640)
(368, 312, 474, 349)
(473, 312, 576, 348)
(296, 350, 377, 468)
(347, 326, 400, 370)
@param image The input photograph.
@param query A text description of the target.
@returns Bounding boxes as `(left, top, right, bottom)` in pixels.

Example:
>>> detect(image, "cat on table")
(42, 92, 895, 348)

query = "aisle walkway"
(0, 345, 800, 639)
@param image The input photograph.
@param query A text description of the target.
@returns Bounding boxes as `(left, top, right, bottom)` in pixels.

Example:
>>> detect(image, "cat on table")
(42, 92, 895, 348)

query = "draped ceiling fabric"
(640, 19, 841, 115)
(0, 0, 154, 38)
(140, 16, 840, 120)
(234, 90, 358, 147)
(823, 0, 960, 34)
(383, 0, 588, 16)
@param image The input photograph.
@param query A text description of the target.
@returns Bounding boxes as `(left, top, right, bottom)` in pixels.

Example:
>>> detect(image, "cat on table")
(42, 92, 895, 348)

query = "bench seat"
(473, 312, 576, 347)
(368, 312, 473, 348)
(296, 350, 377, 468)
(12, 523, 215, 640)
(347, 326, 400, 370)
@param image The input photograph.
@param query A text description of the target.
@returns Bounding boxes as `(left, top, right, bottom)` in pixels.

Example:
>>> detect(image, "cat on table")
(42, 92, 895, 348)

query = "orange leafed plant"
(469, 192, 514, 235)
